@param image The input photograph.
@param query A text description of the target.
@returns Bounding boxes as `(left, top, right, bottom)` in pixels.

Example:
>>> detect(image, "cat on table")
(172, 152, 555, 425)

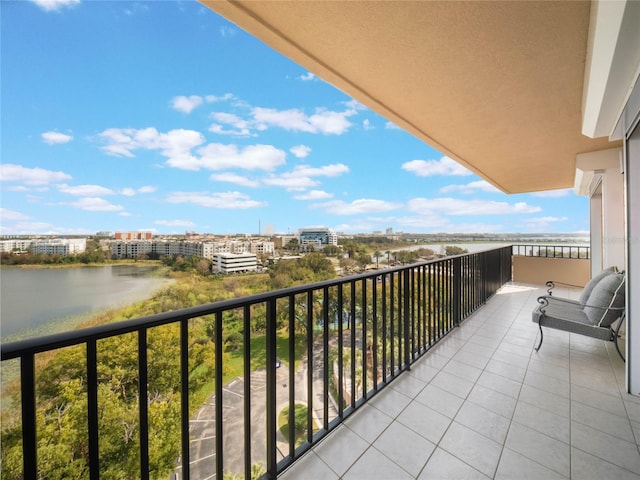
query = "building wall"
(512, 256, 590, 288)
(213, 253, 258, 273)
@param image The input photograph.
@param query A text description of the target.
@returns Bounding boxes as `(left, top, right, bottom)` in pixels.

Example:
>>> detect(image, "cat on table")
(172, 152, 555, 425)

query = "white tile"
(431, 370, 474, 399)
(571, 383, 627, 417)
(439, 422, 502, 477)
(453, 350, 491, 369)
(484, 358, 527, 383)
(414, 383, 464, 418)
(454, 401, 510, 444)
(407, 361, 439, 384)
(389, 372, 427, 398)
(495, 448, 568, 480)
(512, 401, 570, 444)
(571, 401, 635, 443)
(372, 421, 436, 477)
(278, 452, 339, 480)
(397, 401, 452, 444)
(625, 400, 640, 424)
(314, 425, 369, 476)
(344, 404, 393, 443)
(477, 370, 522, 398)
(369, 385, 411, 419)
(518, 384, 570, 418)
(505, 422, 570, 478)
(571, 447, 640, 480)
(523, 369, 571, 398)
(342, 446, 413, 480)
(418, 447, 489, 480)
(442, 359, 483, 383)
(571, 421, 640, 474)
(467, 384, 517, 419)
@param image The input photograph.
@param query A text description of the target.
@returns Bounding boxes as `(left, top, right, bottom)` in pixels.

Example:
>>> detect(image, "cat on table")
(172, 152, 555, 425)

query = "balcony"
(280, 282, 638, 480)
(3, 246, 638, 479)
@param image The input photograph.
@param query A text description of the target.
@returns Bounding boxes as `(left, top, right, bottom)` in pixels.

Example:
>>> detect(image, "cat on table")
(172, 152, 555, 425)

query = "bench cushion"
(583, 273, 625, 327)
(578, 266, 617, 305)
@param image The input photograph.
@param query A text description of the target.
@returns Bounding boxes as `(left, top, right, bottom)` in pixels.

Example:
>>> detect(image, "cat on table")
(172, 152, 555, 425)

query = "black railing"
(512, 244, 590, 259)
(1, 246, 512, 480)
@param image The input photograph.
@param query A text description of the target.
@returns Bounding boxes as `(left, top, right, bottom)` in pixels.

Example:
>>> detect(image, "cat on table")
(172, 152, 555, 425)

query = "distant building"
(114, 231, 153, 240)
(95, 231, 112, 238)
(30, 238, 87, 256)
(298, 228, 338, 248)
(212, 252, 258, 274)
(0, 239, 34, 253)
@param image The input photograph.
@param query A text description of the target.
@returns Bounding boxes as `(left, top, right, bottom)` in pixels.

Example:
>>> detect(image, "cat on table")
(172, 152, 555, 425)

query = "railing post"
(87, 341, 100, 480)
(403, 268, 411, 371)
(21, 354, 37, 480)
(453, 256, 462, 327)
(266, 298, 277, 478)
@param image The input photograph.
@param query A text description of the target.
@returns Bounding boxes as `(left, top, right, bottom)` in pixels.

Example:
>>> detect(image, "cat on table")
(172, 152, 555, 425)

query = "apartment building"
(212, 252, 258, 274)
(30, 238, 87, 256)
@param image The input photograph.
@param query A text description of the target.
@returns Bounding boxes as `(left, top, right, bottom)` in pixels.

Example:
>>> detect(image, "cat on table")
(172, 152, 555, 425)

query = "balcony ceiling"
(201, 0, 620, 194)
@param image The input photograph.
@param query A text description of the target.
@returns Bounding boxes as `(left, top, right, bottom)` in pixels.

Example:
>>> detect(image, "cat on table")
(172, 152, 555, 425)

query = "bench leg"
(535, 323, 543, 352)
(613, 317, 625, 362)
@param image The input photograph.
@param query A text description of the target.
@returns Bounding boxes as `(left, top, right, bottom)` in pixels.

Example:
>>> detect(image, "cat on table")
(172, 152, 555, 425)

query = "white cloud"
(121, 186, 156, 196)
(402, 157, 472, 177)
(0, 208, 31, 221)
(166, 191, 265, 209)
(312, 199, 402, 215)
(210, 172, 260, 188)
(531, 188, 573, 198)
(66, 197, 124, 212)
(385, 121, 401, 130)
(99, 127, 205, 159)
(205, 93, 235, 103)
(298, 72, 315, 81)
(196, 143, 286, 171)
(263, 163, 349, 191)
(362, 119, 374, 131)
(396, 214, 506, 233)
(290, 145, 311, 158)
(58, 184, 115, 196)
(1, 164, 72, 185)
(31, 0, 79, 12)
(252, 107, 354, 135)
(172, 95, 203, 114)
(42, 131, 73, 145)
(440, 180, 501, 194)
(519, 215, 569, 231)
(209, 112, 251, 136)
(155, 219, 196, 227)
(407, 197, 541, 215)
(293, 190, 333, 200)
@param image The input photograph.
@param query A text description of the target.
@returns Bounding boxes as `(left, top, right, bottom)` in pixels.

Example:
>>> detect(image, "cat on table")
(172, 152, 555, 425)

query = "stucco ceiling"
(201, 0, 619, 194)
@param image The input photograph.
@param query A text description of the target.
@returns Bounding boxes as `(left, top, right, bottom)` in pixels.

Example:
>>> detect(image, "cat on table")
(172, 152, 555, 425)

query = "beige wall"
(512, 256, 590, 287)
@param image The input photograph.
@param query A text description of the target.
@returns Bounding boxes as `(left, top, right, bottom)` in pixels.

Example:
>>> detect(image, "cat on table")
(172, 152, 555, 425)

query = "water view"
(0, 265, 172, 339)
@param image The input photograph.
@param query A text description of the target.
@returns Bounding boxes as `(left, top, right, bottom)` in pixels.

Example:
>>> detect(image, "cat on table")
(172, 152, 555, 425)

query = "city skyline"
(1, 0, 589, 236)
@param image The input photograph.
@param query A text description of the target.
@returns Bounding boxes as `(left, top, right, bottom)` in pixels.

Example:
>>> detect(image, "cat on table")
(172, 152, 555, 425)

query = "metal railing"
(1, 246, 512, 480)
(512, 244, 590, 259)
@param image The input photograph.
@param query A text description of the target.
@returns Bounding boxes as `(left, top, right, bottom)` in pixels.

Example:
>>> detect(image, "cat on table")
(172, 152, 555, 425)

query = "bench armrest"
(545, 280, 583, 295)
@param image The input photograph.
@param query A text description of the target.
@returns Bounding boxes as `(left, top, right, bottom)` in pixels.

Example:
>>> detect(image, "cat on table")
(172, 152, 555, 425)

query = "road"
(173, 337, 341, 479)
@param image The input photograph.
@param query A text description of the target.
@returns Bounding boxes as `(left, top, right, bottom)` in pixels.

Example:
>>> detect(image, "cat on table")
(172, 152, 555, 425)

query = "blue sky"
(1, 0, 589, 236)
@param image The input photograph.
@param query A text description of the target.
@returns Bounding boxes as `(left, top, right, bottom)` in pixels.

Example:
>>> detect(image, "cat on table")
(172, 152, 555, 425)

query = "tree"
(444, 245, 469, 256)
(373, 250, 381, 269)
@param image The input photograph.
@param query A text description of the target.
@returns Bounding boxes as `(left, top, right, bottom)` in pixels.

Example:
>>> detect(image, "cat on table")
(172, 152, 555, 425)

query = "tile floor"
(278, 283, 640, 479)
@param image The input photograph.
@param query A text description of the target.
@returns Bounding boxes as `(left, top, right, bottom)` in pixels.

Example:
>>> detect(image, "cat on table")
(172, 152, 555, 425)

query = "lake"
(0, 265, 173, 340)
